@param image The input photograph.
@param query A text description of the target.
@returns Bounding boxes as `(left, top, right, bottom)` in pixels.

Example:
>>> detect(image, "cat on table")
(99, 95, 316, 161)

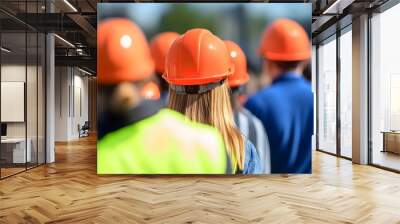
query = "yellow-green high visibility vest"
(97, 108, 228, 174)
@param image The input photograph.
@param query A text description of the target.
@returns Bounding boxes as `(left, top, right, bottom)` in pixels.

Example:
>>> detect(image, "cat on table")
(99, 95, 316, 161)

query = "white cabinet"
(1, 138, 32, 163)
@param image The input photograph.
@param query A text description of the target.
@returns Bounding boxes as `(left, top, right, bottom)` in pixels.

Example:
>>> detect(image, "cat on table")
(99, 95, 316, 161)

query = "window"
(371, 3, 400, 171)
(312, 45, 317, 150)
(317, 36, 337, 154)
(0, 1, 46, 179)
(339, 28, 352, 158)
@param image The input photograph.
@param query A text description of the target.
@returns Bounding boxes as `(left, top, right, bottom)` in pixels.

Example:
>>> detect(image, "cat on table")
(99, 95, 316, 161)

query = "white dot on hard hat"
(230, 51, 237, 58)
(208, 44, 216, 50)
(120, 35, 132, 49)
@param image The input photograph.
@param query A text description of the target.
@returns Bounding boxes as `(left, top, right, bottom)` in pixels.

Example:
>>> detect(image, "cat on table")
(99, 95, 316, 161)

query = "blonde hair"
(168, 81, 245, 171)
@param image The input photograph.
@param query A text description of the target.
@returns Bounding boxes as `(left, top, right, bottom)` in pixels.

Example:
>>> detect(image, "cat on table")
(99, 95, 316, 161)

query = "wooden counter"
(382, 131, 400, 154)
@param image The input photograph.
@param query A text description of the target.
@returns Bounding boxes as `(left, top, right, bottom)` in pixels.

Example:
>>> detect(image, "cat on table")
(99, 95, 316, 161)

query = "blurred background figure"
(245, 19, 313, 174)
(98, 3, 311, 87)
(225, 40, 271, 174)
(97, 19, 229, 174)
(97, 18, 159, 139)
(140, 81, 161, 100)
(164, 28, 261, 174)
(150, 32, 180, 102)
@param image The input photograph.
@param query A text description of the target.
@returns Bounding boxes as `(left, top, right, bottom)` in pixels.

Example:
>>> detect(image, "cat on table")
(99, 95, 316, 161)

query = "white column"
(46, 0, 55, 163)
(352, 14, 369, 164)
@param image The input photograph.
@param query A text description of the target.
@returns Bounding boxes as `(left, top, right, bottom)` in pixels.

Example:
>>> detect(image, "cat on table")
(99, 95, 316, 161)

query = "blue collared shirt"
(235, 109, 271, 174)
(244, 72, 313, 174)
(243, 139, 262, 174)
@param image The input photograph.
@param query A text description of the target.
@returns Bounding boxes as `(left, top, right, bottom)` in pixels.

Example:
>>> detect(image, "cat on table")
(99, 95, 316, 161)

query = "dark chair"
(79, 121, 90, 138)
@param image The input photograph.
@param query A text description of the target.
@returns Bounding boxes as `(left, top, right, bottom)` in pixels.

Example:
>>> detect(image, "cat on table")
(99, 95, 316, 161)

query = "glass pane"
(312, 45, 317, 151)
(340, 29, 352, 158)
(26, 0, 39, 169)
(38, 33, 45, 165)
(371, 4, 400, 171)
(27, 31, 38, 169)
(1, 30, 27, 177)
(0, 1, 46, 178)
(318, 37, 337, 154)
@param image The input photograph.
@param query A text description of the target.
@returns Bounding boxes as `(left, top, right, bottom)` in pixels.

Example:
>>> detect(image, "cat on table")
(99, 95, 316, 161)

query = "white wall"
(71, 73, 89, 138)
(1, 65, 36, 138)
(1, 64, 46, 164)
(54, 67, 89, 141)
(55, 67, 70, 141)
(1, 65, 26, 135)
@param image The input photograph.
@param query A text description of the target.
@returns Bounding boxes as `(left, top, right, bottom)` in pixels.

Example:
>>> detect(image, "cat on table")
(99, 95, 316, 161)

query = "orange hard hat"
(140, 82, 161, 100)
(98, 18, 154, 85)
(150, 32, 180, 74)
(259, 19, 311, 61)
(224, 40, 249, 88)
(163, 28, 234, 86)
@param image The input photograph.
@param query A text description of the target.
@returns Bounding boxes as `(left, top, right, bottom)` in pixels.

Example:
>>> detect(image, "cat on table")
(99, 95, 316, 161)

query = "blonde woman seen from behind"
(164, 28, 261, 174)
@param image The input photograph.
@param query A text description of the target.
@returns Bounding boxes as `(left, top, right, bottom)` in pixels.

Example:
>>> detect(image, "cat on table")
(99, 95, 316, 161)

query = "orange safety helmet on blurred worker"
(259, 19, 311, 61)
(98, 18, 154, 84)
(150, 32, 180, 74)
(224, 40, 249, 88)
(163, 28, 234, 86)
(140, 82, 161, 100)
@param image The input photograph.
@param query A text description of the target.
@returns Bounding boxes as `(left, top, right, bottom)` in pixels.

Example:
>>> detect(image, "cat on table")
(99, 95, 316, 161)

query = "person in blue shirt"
(244, 19, 313, 174)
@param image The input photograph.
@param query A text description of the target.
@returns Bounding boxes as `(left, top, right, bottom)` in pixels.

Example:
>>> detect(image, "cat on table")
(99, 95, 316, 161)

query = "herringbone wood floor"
(1, 136, 400, 224)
